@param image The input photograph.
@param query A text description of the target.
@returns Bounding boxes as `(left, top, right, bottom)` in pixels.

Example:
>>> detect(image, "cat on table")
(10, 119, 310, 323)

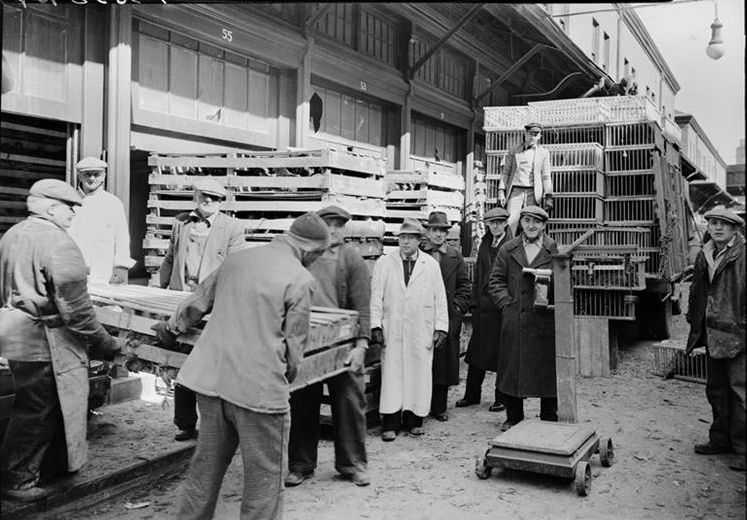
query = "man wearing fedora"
(421, 211, 471, 422)
(68, 156, 135, 284)
(370, 219, 448, 440)
(497, 122, 553, 235)
(488, 205, 558, 431)
(159, 177, 247, 441)
(457, 207, 513, 412)
(686, 208, 745, 472)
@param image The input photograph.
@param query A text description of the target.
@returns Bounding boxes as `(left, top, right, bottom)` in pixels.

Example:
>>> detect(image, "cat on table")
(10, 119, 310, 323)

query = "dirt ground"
(65, 308, 745, 520)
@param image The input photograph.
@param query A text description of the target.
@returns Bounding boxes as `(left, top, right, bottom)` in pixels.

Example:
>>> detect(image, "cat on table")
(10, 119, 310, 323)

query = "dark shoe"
(500, 420, 518, 432)
(174, 428, 198, 441)
(694, 442, 733, 455)
(381, 430, 396, 442)
(728, 456, 746, 472)
(488, 402, 506, 412)
(2, 486, 53, 502)
(408, 426, 425, 436)
(350, 470, 371, 487)
(455, 398, 479, 408)
(285, 471, 314, 487)
(431, 412, 449, 422)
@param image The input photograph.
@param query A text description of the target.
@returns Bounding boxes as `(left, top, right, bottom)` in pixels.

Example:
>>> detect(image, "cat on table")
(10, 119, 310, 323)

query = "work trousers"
(174, 383, 198, 431)
(706, 351, 746, 454)
(498, 391, 558, 424)
(1, 361, 68, 490)
(288, 370, 367, 476)
(176, 394, 289, 520)
(381, 410, 423, 431)
(430, 384, 449, 415)
(506, 187, 538, 236)
(463, 364, 501, 404)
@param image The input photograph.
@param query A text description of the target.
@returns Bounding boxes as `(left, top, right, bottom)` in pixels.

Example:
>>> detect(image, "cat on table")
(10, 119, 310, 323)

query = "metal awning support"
(474, 43, 551, 105)
(513, 71, 584, 99)
(408, 3, 485, 78)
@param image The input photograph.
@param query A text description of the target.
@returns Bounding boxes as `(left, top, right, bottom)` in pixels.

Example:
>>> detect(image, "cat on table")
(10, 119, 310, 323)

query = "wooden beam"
(512, 71, 584, 100)
(553, 253, 578, 423)
(304, 3, 332, 32)
(474, 43, 549, 105)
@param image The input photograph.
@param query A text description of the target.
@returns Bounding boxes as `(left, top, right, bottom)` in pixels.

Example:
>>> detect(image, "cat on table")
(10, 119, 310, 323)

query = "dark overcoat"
(465, 228, 513, 372)
(426, 245, 471, 386)
(488, 235, 558, 397)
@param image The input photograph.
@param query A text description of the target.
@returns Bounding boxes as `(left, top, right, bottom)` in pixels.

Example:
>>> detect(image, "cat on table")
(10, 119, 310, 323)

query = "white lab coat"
(370, 250, 449, 416)
(69, 188, 135, 283)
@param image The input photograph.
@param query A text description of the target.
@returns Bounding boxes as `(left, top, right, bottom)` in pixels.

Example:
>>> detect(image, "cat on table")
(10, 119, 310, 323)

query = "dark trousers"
(1, 361, 68, 490)
(288, 370, 367, 475)
(430, 384, 449, 415)
(706, 352, 746, 454)
(381, 410, 423, 431)
(177, 394, 288, 520)
(499, 391, 558, 424)
(174, 384, 198, 431)
(463, 364, 501, 404)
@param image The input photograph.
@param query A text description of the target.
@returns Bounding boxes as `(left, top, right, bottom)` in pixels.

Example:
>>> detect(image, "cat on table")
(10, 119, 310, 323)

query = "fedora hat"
(424, 211, 451, 229)
(395, 218, 425, 236)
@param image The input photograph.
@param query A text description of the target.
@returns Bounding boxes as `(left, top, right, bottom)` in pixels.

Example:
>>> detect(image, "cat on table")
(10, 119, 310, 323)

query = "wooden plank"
(574, 316, 610, 377)
(0, 153, 66, 167)
(385, 207, 461, 222)
(1, 168, 64, 180)
(147, 197, 387, 217)
(387, 189, 464, 207)
(1, 121, 68, 139)
(385, 170, 465, 191)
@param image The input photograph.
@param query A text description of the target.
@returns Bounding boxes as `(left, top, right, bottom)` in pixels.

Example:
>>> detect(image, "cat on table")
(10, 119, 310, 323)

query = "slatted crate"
(552, 170, 604, 196)
(605, 172, 656, 197)
(605, 148, 656, 173)
(541, 125, 605, 147)
(652, 344, 707, 384)
(485, 174, 501, 201)
(551, 194, 603, 221)
(604, 197, 657, 224)
(602, 96, 660, 124)
(640, 247, 662, 277)
(386, 188, 464, 209)
(573, 289, 637, 320)
(545, 143, 604, 171)
(485, 131, 524, 153)
(605, 122, 658, 149)
(384, 170, 465, 192)
(483, 106, 536, 132)
(546, 221, 597, 245)
(485, 152, 508, 175)
(530, 98, 611, 126)
(571, 256, 647, 291)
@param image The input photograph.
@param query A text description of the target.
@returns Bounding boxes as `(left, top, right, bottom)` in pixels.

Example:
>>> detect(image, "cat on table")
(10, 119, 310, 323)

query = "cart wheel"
(599, 437, 615, 467)
(475, 454, 491, 480)
(574, 461, 591, 496)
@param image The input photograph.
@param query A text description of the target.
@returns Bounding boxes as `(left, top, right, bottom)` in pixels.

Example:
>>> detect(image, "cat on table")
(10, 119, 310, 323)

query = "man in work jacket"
(370, 219, 448, 441)
(158, 177, 246, 441)
(152, 212, 330, 520)
(487, 205, 558, 432)
(68, 156, 135, 284)
(421, 211, 471, 422)
(497, 122, 553, 235)
(286, 205, 371, 487)
(686, 208, 745, 472)
(0, 179, 119, 501)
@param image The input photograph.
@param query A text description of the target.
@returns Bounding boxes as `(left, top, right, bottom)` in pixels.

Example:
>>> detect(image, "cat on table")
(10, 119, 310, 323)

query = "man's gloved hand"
(151, 321, 177, 348)
(371, 327, 384, 347)
(109, 266, 129, 285)
(345, 339, 368, 374)
(433, 330, 447, 349)
(543, 194, 554, 213)
(497, 189, 507, 208)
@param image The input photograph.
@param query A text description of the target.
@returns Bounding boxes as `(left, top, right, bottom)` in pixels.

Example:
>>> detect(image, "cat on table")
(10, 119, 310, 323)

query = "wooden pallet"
(385, 170, 465, 191)
(386, 188, 464, 209)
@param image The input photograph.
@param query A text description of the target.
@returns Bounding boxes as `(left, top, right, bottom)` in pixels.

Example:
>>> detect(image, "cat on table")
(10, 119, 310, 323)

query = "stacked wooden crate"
(143, 147, 387, 285)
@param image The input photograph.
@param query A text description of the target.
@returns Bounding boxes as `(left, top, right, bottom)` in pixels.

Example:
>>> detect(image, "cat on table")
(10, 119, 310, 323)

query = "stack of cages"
(144, 147, 388, 285)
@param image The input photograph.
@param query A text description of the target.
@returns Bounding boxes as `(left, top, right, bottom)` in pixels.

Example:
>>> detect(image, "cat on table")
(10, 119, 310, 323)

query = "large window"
(411, 33, 470, 100)
(412, 113, 461, 163)
(310, 84, 386, 147)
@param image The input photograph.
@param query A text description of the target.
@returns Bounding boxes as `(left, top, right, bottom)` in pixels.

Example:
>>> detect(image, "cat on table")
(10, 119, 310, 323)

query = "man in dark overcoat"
(456, 207, 512, 411)
(488, 205, 558, 431)
(686, 208, 745, 472)
(422, 211, 471, 421)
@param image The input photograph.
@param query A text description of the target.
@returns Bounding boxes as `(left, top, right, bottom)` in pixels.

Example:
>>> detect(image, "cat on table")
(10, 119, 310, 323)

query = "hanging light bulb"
(706, 1, 725, 60)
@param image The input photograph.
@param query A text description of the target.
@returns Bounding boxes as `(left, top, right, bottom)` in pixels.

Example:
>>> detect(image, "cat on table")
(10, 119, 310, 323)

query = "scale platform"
(475, 420, 614, 496)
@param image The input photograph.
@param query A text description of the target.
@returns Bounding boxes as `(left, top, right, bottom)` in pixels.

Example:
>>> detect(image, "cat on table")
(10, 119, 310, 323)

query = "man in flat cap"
(686, 208, 745, 471)
(457, 206, 513, 412)
(497, 122, 553, 235)
(488, 205, 558, 431)
(68, 156, 135, 284)
(421, 211, 471, 422)
(0, 179, 120, 501)
(159, 177, 247, 441)
(286, 205, 371, 487)
(370, 219, 448, 441)
(152, 212, 330, 519)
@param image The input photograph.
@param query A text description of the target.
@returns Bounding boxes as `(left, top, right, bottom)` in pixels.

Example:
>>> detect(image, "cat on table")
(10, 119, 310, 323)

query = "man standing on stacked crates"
(686, 208, 745, 472)
(497, 122, 553, 235)
(158, 177, 246, 442)
(286, 205, 371, 487)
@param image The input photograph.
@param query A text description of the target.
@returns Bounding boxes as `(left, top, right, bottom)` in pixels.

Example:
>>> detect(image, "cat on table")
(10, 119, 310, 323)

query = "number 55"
(221, 28, 233, 42)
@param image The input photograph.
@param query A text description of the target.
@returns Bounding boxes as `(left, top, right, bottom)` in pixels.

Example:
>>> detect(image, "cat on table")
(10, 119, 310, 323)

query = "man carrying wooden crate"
(158, 177, 246, 442)
(151, 212, 330, 520)
(686, 208, 745, 472)
(286, 205, 371, 487)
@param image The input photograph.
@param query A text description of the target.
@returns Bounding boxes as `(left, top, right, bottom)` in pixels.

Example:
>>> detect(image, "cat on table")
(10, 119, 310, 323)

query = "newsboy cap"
(317, 205, 351, 222)
(524, 122, 543, 131)
(287, 212, 331, 252)
(75, 156, 108, 171)
(28, 179, 82, 206)
(484, 207, 510, 222)
(395, 218, 425, 236)
(520, 205, 549, 222)
(193, 178, 227, 198)
(704, 208, 744, 227)
(424, 211, 452, 229)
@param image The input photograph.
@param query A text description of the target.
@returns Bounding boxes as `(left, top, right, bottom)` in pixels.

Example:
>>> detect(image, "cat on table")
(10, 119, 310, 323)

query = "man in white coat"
(370, 218, 448, 441)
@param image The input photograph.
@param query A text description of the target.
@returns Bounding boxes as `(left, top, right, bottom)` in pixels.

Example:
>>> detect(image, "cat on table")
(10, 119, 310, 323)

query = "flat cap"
(28, 179, 82, 206)
(75, 156, 108, 171)
(395, 218, 425, 236)
(704, 208, 744, 227)
(520, 205, 549, 222)
(317, 205, 351, 222)
(193, 178, 227, 198)
(484, 207, 509, 221)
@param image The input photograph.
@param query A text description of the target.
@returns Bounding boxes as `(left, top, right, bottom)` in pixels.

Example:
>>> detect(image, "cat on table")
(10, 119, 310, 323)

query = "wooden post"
(295, 38, 313, 149)
(81, 8, 105, 160)
(399, 81, 413, 171)
(553, 253, 577, 423)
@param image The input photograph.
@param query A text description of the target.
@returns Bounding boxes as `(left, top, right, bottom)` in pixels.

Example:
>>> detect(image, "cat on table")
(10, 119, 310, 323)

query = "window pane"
(138, 34, 168, 111)
(223, 63, 248, 128)
(341, 94, 356, 140)
(198, 54, 224, 122)
(170, 45, 198, 118)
